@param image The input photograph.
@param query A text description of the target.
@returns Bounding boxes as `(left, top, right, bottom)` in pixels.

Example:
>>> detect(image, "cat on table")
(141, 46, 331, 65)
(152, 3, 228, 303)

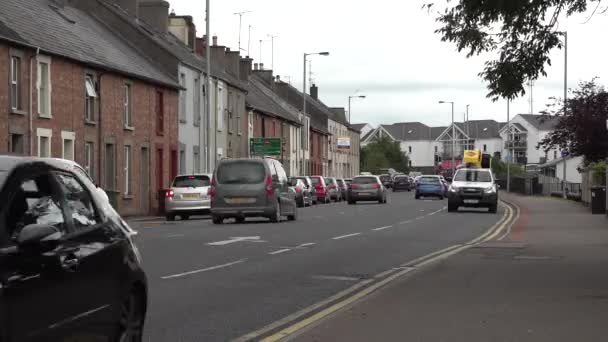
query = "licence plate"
(182, 193, 199, 199)
(226, 197, 256, 204)
(464, 199, 479, 204)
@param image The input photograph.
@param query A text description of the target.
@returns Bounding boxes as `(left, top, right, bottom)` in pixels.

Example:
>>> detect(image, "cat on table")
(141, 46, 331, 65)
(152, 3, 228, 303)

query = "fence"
(498, 175, 581, 198)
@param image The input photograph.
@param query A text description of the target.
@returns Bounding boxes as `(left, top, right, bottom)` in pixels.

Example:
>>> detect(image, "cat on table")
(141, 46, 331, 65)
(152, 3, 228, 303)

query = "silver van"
(210, 158, 297, 224)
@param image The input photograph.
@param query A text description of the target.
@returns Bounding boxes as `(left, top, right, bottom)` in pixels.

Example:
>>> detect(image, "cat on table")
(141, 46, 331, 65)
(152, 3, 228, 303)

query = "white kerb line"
(161, 259, 246, 279)
(269, 249, 291, 255)
(332, 233, 361, 240)
(372, 225, 393, 231)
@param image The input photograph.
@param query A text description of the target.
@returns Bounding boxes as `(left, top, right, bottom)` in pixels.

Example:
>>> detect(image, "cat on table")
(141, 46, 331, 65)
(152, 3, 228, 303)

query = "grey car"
(164, 174, 212, 221)
(347, 175, 388, 204)
(210, 158, 298, 224)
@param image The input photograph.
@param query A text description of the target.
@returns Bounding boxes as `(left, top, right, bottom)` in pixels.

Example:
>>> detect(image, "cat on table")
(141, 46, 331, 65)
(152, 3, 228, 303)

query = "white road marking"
(372, 225, 393, 231)
(161, 259, 246, 279)
(332, 233, 361, 240)
(167, 234, 185, 238)
(415, 216, 424, 220)
(399, 220, 411, 225)
(298, 242, 316, 247)
(312, 275, 360, 281)
(269, 248, 291, 255)
(420, 209, 425, 211)
(207, 236, 264, 246)
(427, 211, 437, 216)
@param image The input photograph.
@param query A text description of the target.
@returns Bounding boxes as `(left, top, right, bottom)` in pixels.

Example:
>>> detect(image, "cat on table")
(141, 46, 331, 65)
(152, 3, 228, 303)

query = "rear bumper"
(211, 204, 275, 218)
(348, 190, 381, 201)
(393, 184, 411, 190)
(447, 192, 498, 206)
(165, 199, 211, 213)
(416, 189, 443, 196)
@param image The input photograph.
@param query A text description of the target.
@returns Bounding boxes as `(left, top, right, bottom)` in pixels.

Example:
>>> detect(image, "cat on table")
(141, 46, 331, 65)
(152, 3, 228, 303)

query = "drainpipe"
(97, 73, 106, 187)
(29, 47, 40, 156)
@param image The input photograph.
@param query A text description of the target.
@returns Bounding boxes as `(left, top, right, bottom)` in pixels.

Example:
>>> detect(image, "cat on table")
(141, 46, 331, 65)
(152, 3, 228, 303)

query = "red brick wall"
(0, 44, 8, 152)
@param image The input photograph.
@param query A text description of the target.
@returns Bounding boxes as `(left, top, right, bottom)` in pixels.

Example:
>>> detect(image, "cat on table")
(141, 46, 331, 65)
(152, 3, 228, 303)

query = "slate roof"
(519, 114, 559, 131)
(274, 81, 330, 134)
(0, 0, 178, 88)
(351, 123, 368, 131)
(381, 122, 433, 141)
(455, 120, 503, 139)
(246, 76, 301, 125)
(431, 126, 448, 140)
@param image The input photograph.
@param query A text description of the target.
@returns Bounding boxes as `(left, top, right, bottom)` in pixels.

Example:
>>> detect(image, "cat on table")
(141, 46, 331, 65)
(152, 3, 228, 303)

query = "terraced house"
(0, 0, 180, 216)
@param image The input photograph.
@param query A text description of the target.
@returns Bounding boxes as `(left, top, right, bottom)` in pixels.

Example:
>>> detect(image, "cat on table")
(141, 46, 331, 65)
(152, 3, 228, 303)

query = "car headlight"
(449, 185, 459, 192)
(484, 186, 496, 193)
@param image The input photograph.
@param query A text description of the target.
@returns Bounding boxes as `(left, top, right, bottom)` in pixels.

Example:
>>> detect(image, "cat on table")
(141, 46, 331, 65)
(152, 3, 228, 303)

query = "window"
(123, 83, 132, 128)
(156, 90, 164, 134)
(553, 150, 557, 159)
(105, 143, 116, 190)
(454, 170, 492, 182)
(228, 91, 234, 134)
(179, 149, 186, 174)
(37, 127, 52, 157)
(408, 146, 412, 153)
(237, 94, 242, 135)
(172, 175, 210, 188)
(216, 161, 265, 184)
(272, 121, 277, 136)
(483, 144, 487, 152)
(124, 145, 132, 195)
(85, 74, 97, 122)
(194, 76, 200, 126)
(248, 110, 254, 137)
(434, 146, 438, 153)
(55, 173, 100, 230)
(85, 142, 94, 179)
(217, 86, 224, 131)
(9, 134, 24, 154)
(37, 56, 51, 117)
(10, 56, 21, 111)
(61, 131, 75, 161)
(179, 73, 186, 122)
(193, 147, 200, 173)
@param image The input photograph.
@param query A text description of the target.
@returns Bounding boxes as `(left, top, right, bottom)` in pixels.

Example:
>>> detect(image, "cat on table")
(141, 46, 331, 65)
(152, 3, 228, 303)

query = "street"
(131, 191, 505, 341)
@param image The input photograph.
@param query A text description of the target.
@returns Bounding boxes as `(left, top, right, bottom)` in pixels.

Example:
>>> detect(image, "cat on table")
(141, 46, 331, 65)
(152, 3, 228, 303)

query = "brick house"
(0, 0, 179, 216)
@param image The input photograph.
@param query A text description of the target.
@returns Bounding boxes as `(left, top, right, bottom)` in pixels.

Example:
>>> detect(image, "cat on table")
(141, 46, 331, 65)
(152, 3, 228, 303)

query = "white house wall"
(474, 138, 502, 156)
(502, 115, 559, 165)
(554, 156, 584, 183)
(401, 140, 442, 168)
(177, 64, 204, 175)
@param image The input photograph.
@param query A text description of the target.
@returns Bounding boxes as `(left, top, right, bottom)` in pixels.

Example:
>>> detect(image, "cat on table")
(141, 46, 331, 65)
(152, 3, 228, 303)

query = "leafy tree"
(538, 80, 608, 165)
(361, 136, 410, 174)
(425, 0, 601, 100)
(490, 156, 524, 178)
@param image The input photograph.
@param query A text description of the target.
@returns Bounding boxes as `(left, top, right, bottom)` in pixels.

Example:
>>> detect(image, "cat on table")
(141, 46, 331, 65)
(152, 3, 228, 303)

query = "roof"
(455, 120, 503, 139)
(361, 129, 375, 142)
(0, 0, 179, 88)
(431, 126, 448, 139)
(381, 122, 433, 141)
(246, 76, 301, 125)
(351, 123, 368, 131)
(274, 81, 330, 134)
(513, 123, 527, 132)
(519, 114, 559, 131)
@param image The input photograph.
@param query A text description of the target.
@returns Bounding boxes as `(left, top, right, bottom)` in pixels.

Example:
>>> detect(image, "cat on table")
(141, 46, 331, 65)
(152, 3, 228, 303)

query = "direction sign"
(250, 138, 281, 156)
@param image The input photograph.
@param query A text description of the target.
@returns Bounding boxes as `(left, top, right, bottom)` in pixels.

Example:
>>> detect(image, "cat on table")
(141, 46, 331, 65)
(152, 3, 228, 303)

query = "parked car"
(310, 176, 330, 203)
(210, 158, 297, 224)
(344, 178, 352, 186)
(415, 175, 445, 199)
(439, 176, 449, 195)
(392, 175, 412, 192)
(347, 175, 388, 204)
(448, 168, 498, 213)
(324, 177, 342, 202)
(290, 178, 313, 207)
(290, 176, 315, 206)
(0, 156, 147, 341)
(379, 174, 392, 188)
(336, 178, 348, 200)
(165, 174, 212, 221)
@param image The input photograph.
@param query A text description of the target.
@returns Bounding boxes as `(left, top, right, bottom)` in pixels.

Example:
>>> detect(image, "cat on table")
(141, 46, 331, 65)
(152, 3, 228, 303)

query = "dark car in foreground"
(347, 176, 387, 204)
(0, 156, 146, 342)
(415, 175, 445, 199)
(447, 168, 498, 213)
(392, 175, 412, 192)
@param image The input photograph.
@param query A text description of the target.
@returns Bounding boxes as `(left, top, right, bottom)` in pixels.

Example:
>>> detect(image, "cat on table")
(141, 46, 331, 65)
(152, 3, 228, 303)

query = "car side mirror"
(17, 224, 61, 253)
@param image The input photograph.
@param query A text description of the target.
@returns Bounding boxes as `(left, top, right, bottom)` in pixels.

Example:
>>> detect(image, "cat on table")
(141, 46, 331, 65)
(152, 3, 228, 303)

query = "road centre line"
(269, 249, 291, 255)
(161, 259, 246, 280)
(398, 220, 411, 225)
(298, 242, 316, 247)
(372, 225, 393, 231)
(332, 233, 361, 240)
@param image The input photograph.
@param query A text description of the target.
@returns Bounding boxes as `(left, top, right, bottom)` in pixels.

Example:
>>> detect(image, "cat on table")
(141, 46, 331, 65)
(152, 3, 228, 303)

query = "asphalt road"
(131, 190, 505, 342)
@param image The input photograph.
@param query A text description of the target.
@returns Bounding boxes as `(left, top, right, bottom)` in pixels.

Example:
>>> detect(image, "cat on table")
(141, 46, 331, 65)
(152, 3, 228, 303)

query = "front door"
(140, 147, 150, 214)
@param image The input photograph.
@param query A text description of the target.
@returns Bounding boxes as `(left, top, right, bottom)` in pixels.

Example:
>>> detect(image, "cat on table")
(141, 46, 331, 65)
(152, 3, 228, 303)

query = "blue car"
(415, 175, 445, 199)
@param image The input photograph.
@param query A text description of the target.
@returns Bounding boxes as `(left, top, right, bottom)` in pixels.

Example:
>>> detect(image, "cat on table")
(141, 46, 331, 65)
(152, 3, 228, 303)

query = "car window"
(217, 161, 266, 184)
(420, 177, 440, 184)
(310, 177, 320, 185)
(173, 175, 210, 188)
(55, 173, 101, 230)
(275, 161, 288, 182)
(353, 177, 378, 184)
(293, 177, 310, 186)
(4, 173, 66, 244)
(454, 170, 492, 182)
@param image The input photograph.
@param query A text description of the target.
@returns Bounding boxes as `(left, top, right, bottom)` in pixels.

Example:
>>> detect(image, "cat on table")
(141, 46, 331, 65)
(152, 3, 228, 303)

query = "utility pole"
(206, 0, 213, 172)
(267, 34, 277, 70)
(234, 11, 252, 53)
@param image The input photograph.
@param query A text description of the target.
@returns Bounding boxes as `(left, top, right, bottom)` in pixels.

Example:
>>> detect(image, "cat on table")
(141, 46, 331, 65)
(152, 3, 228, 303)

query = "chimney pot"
(212, 35, 218, 46)
(275, 75, 280, 81)
(310, 84, 318, 100)
(254, 63, 259, 70)
(259, 63, 264, 70)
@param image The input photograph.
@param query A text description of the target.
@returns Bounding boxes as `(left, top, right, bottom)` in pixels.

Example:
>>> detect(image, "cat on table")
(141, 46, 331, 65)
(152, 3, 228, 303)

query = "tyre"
(165, 214, 175, 221)
(438, 195, 444, 200)
(378, 197, 383, 204)
(348, 200, 355, 205)
(287, 208, 297, 221)
(235, 217, 245, 223)
(447, 202, 458, 212)
(489, 203, 498, 213)
(297, 198, 304, 208)
(116, 289, 145, 342)
(181, 215, 190, 220)
(212, 216, 223, 224)
(269, 203, 281, 223)
(415, 193, 420, 200)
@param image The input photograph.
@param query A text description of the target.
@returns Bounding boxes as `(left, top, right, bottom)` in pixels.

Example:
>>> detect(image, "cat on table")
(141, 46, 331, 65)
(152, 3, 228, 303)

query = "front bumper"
(447, 191, 497, 207)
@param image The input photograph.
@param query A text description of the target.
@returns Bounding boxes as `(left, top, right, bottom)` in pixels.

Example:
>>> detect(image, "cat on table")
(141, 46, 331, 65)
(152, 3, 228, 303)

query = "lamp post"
(302, 52, 329, 175)
(439, 101, 455, 177)
(348, 95, 366, 124)
(561, 31, 568, 198)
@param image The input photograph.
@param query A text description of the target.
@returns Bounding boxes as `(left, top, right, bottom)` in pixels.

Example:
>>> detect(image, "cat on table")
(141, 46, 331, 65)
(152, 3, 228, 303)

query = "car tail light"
(266, 175, 273, 197)
(296, 187, 302, 193)
(165, 190, 174, 198)
(350, 184, 358, 189)
(208, 177, 217, 200)
(371, 183, 380, 189)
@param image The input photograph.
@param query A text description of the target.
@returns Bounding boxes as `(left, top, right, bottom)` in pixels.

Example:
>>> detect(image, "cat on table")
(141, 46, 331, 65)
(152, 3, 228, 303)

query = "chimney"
(310, 84, 318, 100)
(225, 49, 240, 77)
(210, 40, 227, 70)
(212, 35, 218, 46)
(111, 0, 140, 17)
(275, 75, 280, 82)
(168, 14, 196, 50)
(253, 65, 273, 85)
(254, 63, 259, 71)
(239, 56, 253, 81)
(259, 63, 264, 70)
(195, 36, 206, 57)
(138, 1, 170, 33)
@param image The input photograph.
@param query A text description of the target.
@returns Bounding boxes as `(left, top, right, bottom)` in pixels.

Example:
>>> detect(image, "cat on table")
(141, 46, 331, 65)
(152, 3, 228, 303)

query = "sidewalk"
(291, 194, 608, 342)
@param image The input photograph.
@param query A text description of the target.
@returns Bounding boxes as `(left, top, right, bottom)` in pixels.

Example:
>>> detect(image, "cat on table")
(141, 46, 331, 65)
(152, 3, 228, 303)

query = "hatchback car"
(336, 178, 348, 200)
(290, 176, 315, 205)
(415, 175, 445, 199)
(290, 177, 313, 207)
(165, 174, 212, 221)
(210, 158, 297, 224)
(392, 175, 412, 192)
(324, 177, 342, 202)
(310, 176, 330, 203)
(0, 156, 147, 342)
(347, 175, 387, 204)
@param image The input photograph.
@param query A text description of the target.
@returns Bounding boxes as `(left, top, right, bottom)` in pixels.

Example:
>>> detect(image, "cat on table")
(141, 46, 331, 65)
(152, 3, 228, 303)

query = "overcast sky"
(171, 0, 608, 127)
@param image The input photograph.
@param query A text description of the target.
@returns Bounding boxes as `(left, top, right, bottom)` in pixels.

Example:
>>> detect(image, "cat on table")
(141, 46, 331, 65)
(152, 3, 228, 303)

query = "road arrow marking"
(207, 236, 265, 246)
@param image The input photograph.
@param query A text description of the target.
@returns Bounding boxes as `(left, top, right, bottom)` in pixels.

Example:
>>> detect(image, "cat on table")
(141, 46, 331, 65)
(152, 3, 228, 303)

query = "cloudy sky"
(171, 0, 608, 127)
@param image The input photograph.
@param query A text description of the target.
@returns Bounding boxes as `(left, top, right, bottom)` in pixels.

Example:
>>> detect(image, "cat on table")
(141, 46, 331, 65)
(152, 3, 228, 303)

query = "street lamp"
(302, 52, 329, 175)
(348, 95, 366, 123)
(439, 101, 455, 177)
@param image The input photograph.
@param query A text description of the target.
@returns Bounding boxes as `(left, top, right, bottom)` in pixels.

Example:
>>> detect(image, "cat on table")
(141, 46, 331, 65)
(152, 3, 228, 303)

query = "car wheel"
(288, 207, 297, 221)
(116, 289, 145, 342)
(447, 202, 458, 212)
(212, 216, 223, 224)
(181, 215, 190, 220)
(235, 217, 245, 223)
(270, 202, 281, 223)
(489, 203, 498, 213)
(438, 195, 444, 200)
(165, 214, 175, 221)
(297, 198, 304, 208)
(348, 200, 355, 205)
(415, 193, 420, 200)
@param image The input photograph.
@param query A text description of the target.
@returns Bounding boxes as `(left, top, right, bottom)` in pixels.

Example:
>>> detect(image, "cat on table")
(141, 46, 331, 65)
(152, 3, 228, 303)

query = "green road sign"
(250, 137, 281, 156)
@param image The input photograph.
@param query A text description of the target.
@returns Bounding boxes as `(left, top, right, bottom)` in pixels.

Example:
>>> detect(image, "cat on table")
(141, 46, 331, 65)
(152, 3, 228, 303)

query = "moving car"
(415, 175, 445, 199)
(447, 168, 498, 213)
(210, 158, 297, 223)
(392, 175, 412, 192)
(290, 176, 315, 206)
(0, 156, 147, 341)
(379, 174, 392, 188)
(324, 177, 342, 202)
(310, 176, 330, 203)
(165, 174, 212, 221)
(347, 175, 387, 204)
(336, 178, 348, 201)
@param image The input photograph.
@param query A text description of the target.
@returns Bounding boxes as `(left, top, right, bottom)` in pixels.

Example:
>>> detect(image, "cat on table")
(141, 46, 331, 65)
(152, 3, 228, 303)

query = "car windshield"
(173, 175, 210, 188)
(324, 178, 334, 184)
(380, 175, 390, 181)
(336, 179, 345, 186)
(310, 177, 321, 185)
(216, 162, 265, 184)
(344, 179, 352, 184)
(292, 177, 309, 186)
(353, 177, 378, 184)
(419, 177, 440, 184)
(454, 170, 492, 182)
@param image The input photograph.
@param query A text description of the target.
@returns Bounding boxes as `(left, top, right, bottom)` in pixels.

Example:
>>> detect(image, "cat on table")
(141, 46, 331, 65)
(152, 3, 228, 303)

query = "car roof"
(0, 156, 88, 189)
(174, 173, 212, 178)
